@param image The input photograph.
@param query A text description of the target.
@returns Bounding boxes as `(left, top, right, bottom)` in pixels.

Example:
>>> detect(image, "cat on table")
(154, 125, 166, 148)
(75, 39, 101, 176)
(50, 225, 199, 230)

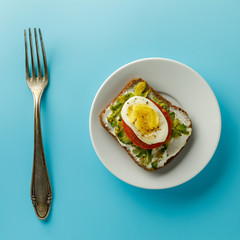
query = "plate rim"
(89, 57, 222, 189)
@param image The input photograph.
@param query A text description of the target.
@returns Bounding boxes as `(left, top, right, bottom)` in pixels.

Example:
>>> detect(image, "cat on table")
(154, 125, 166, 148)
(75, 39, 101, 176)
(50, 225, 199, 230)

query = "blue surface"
(0, 0, 239, 239)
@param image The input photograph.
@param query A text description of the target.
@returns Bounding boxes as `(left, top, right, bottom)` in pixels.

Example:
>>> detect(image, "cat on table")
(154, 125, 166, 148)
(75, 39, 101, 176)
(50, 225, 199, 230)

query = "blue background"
(0, 0, 239, 239)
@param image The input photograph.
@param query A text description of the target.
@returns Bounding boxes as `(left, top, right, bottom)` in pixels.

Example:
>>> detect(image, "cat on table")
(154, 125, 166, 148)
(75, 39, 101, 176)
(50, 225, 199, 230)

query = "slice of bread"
(99, 78, 192, 171)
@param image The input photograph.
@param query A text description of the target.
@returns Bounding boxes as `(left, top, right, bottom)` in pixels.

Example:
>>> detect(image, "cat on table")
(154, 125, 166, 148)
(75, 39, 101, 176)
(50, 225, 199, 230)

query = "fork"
(24, 28, 52, 220)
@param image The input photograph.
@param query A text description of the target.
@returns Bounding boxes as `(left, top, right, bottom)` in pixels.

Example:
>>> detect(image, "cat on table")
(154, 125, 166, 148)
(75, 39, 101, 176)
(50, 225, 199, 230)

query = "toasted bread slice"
(99, 78, 192, 171)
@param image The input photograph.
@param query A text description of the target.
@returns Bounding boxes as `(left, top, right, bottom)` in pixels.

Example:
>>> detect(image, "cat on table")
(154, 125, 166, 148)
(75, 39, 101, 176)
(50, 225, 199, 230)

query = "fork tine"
(34, 28, 42, 78)
(38, 28, 48, 79)
(24, 29, 30, 79)
(29, 28, 36, 78)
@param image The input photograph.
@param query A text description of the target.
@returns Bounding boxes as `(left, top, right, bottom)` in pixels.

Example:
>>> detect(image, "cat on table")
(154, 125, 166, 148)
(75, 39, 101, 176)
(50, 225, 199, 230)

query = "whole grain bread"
(99, 78, 192, 171)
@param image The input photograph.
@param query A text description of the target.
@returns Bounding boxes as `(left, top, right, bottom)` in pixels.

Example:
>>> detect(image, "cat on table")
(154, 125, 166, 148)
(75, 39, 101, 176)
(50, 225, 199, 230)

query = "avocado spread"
(107, 82, 189, 169)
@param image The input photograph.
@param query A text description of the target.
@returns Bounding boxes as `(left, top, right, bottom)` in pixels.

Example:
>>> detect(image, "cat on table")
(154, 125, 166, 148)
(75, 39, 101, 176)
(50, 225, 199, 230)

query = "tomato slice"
(122, 101, 172, 149)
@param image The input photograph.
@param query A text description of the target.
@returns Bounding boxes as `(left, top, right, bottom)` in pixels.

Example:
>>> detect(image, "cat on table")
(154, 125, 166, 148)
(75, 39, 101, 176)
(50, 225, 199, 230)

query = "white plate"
(89, 58, 221, 189)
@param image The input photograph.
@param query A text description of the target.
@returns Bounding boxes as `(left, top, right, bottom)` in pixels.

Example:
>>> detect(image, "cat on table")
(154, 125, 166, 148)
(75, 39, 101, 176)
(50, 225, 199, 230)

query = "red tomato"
(122, 101, 172, 149)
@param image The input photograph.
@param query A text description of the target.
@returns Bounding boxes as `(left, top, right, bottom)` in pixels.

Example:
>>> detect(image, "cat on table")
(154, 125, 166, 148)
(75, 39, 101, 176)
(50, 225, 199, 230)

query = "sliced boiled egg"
(121, 96, 169, 145)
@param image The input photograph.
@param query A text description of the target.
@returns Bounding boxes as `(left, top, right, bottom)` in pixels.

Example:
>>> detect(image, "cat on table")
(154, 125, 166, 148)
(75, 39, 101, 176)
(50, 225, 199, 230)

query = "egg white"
(121, 96, 169, 145)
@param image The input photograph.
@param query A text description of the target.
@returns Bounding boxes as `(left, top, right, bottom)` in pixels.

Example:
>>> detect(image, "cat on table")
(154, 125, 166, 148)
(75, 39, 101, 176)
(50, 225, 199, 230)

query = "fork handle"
(31, 95, 52, 220)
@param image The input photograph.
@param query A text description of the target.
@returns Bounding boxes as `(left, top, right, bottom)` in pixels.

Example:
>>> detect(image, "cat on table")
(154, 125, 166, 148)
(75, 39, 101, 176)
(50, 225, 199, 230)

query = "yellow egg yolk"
(127, 103, 160, 135)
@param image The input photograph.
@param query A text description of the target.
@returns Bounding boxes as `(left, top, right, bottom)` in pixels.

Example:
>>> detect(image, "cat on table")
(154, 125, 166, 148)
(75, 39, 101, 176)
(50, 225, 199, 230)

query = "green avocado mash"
(107, 81, 189, 170)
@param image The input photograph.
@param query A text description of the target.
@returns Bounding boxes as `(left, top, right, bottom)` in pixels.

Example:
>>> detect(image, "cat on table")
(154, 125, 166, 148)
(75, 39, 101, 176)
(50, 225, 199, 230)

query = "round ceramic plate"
(89, 58, 221, 189)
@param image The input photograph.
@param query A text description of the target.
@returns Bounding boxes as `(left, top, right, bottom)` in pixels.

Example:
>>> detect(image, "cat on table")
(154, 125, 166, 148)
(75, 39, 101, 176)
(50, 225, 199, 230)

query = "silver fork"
(24, 28, 52, 220)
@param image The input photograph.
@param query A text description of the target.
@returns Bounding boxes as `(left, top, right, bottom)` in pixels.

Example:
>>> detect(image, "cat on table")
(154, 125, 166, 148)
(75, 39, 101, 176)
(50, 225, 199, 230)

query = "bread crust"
(99, 78, 192, 171)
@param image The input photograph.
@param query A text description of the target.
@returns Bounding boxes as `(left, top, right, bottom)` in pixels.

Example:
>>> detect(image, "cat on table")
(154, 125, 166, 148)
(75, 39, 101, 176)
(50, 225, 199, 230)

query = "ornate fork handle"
(31, 93, 52, 219)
